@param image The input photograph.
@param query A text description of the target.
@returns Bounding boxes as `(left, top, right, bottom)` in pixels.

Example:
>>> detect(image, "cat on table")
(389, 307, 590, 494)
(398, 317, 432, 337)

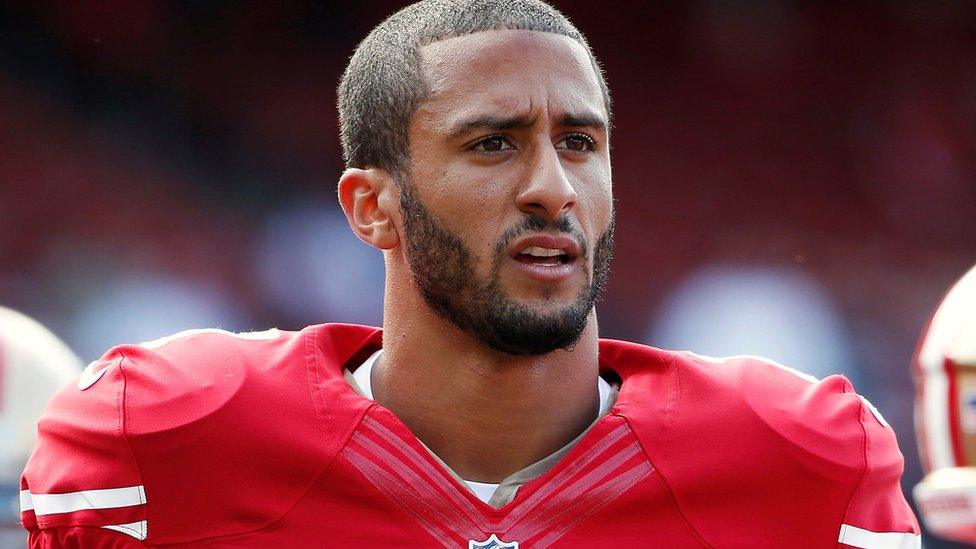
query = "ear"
(338, 168, 400, 250)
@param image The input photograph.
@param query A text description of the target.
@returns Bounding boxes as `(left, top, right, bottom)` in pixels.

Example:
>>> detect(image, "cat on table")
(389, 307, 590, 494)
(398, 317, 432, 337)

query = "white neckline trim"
(597, 369, 611, 416)
(353, 349, 382, 399)
(463, 479, 500, 504)
(353, 348, 613, 412)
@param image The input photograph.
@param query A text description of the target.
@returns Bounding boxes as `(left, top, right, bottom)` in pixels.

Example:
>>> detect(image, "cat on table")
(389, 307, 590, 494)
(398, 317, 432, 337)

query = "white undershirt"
(352, 349, 613, 504)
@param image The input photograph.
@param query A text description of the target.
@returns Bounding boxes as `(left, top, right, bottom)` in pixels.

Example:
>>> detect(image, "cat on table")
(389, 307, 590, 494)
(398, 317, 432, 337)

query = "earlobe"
(337, 168, 400, 250)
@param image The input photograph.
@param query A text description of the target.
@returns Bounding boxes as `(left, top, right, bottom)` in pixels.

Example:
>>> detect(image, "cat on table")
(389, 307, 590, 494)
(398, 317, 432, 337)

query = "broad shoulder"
(76, 328, 306, 431)
(109, 326, 289, 382)
(22, 323, 379, 544)
(602, 340, 913, 539)
(78, 323, 381, 421)
(673, 350, 885, 442)
(602, 339, 887, 471)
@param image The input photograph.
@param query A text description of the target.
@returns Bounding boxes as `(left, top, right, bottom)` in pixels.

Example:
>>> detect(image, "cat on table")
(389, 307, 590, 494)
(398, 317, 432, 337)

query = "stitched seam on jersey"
(165, 328, 374, 546)
(153, 446, 365, 546)
(625, 353, 714, 549)
(304, 325, 338, 451)
(224, 410, 375, 544)
(161, 431, 461, 548)
(33, 355, 149, 533)
(839, 383, 871, 535)
(116, 353, 149, 533)
(663, 353, 679, 449)
(303, 326, 375, 479)
(619, 417, 708, 549)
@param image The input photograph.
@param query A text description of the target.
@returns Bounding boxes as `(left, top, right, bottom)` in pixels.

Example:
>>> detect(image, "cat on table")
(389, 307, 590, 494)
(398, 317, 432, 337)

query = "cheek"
(424, 167, 499, 224)
(573, 162, 613, 231)
(415, 165, 512, 258)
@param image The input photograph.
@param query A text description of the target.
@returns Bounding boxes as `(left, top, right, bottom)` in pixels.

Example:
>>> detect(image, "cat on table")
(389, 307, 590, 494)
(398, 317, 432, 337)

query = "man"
(912, 264, 976, 543)
(0, 307, 82, 547)
(21, 1, 919, 547)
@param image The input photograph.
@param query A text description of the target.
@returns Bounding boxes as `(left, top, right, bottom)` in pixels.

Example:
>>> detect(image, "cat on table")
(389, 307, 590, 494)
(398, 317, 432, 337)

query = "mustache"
(494, 214, 588, 259)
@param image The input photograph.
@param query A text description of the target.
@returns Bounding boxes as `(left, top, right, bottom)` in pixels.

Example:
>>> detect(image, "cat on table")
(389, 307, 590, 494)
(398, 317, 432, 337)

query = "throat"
(362, 350, 607, 483)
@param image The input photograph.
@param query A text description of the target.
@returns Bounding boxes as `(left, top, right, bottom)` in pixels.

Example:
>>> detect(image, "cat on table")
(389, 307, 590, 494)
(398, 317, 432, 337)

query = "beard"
(397, 181, 614, 356)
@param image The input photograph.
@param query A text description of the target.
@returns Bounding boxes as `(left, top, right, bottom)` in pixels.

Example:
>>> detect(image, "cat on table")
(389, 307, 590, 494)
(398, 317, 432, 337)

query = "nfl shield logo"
(468, 533, 519, 549)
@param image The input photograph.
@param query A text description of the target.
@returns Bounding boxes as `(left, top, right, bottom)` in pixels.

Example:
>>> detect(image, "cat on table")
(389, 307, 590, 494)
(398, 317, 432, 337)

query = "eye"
(471, 135, 515, 153)
(557, 133, 597, 152)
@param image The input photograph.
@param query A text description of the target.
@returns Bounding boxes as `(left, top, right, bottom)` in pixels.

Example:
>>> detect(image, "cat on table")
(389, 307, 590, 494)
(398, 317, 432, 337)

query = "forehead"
(417, 30, 606, 129)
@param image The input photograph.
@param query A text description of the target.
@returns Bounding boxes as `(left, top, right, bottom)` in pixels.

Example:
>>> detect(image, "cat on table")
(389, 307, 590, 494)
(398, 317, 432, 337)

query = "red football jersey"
(21, 324, 919, 547)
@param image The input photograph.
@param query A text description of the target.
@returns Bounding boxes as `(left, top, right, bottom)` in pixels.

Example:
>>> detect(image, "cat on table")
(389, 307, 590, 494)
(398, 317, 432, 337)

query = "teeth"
(522, 246, 564, 258)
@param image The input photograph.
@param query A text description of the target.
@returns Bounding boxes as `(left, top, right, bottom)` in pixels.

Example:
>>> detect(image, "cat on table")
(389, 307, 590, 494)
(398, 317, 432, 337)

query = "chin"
(511, 292, 582, 312)
(505, 277, 589, 301)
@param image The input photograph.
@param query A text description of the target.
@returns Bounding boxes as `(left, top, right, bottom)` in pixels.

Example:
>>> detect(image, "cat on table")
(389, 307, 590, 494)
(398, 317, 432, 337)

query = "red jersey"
(21, 324, 919, 547)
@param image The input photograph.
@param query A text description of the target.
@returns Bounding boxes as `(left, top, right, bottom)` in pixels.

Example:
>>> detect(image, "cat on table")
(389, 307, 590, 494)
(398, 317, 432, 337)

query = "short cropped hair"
(337, 0, 610, 177)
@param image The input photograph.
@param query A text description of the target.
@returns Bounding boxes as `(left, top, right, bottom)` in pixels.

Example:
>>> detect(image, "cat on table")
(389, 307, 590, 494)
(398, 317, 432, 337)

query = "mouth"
(516, 246, 572, 266)
(509, 235, 582, 271)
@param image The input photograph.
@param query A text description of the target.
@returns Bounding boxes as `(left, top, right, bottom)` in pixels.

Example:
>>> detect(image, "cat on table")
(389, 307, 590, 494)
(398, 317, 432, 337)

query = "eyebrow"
(446, 111, 608, 141)
(557, 112, 608, 132)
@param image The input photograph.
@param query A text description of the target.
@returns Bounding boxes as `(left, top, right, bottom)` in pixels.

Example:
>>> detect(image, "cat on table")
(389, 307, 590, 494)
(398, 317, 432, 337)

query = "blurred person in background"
(0, 307, 82, 547)
(19, 0, 920, 547)
(913, 264, 976, 544)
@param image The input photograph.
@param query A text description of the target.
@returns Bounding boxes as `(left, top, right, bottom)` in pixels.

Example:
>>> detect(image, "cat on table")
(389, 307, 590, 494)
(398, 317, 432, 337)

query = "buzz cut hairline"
(337, 0, 611, 179)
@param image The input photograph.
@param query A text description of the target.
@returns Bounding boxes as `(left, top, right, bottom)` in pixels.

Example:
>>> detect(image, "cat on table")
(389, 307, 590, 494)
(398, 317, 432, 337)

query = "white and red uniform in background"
(0, 307, 82, 545)
(912, 264, 976, 543)
(22, 324, 918, 547)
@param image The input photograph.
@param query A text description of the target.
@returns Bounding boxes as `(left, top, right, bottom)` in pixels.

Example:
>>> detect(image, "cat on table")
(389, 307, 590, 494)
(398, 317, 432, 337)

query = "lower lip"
(508, 256, 578, 282)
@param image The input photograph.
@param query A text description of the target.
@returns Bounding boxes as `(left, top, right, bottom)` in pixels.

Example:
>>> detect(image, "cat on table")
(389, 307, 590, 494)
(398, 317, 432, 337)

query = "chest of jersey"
(167, 410, 842, 548)
(21, 327, 917, 547)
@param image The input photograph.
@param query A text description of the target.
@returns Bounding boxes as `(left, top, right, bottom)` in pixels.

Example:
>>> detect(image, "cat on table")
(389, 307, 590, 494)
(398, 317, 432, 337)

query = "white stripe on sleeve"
(838, 524, 920, 549)
(28, 485, 146, 516)
(20, 489, 33, 511)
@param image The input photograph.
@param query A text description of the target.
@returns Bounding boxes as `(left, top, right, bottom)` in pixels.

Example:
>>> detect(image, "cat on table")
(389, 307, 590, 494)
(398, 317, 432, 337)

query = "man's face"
(399, 30, 614, 356)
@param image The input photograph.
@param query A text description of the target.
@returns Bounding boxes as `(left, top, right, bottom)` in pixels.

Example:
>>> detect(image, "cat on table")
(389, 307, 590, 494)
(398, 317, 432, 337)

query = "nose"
(515, 146, 578, 221)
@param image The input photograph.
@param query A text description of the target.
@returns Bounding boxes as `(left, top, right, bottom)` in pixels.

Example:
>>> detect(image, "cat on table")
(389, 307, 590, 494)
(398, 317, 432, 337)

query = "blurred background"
(0, 0, 974, 546)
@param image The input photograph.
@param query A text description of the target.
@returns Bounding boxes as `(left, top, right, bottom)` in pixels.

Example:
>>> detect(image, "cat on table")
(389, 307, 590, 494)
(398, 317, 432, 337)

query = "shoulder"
(603, 339, 875, 442)
(21, 325, 369, 544)
(103, 326, 293, 383)
(677, 352, 919, 541)
(673, 350, 888, 468)
(607, 343, 917, 540)
(76, 327, 304, 437)
(605, 341, 918, 540)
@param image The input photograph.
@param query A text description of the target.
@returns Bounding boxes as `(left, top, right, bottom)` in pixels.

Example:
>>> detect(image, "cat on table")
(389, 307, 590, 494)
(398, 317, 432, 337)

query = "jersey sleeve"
(21, 327, 323, 546)
(714, 355, 921, 546)
(28, 527, 147, 548)
(20, 347, 148, 543)
(836, 390, 920, 548)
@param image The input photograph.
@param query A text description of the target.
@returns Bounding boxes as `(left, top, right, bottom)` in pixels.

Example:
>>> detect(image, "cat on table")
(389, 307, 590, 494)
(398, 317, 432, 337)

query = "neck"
(376, 275, 601, 482)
